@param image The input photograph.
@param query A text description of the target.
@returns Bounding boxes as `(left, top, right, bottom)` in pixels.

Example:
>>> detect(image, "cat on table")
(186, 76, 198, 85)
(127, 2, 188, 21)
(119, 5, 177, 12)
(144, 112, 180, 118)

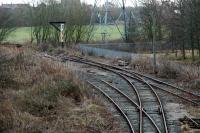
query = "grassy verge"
(0, 45, 122, 133)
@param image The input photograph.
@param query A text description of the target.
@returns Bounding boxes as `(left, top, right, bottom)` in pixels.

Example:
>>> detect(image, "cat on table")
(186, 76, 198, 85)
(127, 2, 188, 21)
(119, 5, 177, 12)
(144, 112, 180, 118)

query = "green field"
(92, 25, 124, 41)
(6, 27, 32, 43)
(6, 25, 124, 44)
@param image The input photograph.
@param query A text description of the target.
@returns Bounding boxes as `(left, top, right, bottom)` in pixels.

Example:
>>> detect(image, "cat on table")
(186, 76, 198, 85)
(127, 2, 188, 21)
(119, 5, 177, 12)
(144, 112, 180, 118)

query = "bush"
(157, 61, 180, 79)
(130, 57, 153, 73)
(38, 43, 50, 52)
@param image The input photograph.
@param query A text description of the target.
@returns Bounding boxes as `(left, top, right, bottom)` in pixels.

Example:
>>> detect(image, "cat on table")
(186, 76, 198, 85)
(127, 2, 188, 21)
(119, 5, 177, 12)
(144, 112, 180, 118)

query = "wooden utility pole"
(122, 0, 128, 41)
(151, 12, 157, 74)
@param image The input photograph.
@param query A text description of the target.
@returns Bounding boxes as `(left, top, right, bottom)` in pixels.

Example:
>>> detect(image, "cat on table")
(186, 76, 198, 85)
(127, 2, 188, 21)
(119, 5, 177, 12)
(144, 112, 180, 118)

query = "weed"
(157, 60, 179, 79)
(130, 57, 153, 73)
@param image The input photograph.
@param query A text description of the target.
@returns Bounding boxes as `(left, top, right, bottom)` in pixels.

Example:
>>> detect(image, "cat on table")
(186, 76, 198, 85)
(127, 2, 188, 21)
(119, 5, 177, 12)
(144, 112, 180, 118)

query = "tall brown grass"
(0, 45, 122, 133)
(130, 56, 200, 89)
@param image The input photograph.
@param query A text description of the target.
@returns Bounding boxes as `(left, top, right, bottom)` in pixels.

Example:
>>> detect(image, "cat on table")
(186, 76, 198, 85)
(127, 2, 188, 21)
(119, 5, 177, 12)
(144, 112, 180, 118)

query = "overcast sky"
(0, 0, 136, 6)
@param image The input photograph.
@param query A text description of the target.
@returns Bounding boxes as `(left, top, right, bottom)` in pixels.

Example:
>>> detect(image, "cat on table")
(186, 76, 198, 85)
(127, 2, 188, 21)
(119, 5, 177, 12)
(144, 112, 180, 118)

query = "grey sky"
(0, 0, 136, 6)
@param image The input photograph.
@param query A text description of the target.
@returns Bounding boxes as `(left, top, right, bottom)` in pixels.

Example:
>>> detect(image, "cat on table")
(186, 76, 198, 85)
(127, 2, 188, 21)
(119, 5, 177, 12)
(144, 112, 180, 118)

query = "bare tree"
(0, 8, 15, 43)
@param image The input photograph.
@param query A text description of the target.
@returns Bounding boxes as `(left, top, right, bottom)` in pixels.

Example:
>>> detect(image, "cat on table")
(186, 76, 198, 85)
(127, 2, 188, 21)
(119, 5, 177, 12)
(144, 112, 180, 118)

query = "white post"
(60, 23, 65, 48)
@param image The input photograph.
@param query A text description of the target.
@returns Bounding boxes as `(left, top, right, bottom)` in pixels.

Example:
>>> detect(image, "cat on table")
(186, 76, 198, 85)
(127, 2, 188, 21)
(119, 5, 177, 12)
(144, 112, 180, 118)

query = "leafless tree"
(0, 8, 15, 43)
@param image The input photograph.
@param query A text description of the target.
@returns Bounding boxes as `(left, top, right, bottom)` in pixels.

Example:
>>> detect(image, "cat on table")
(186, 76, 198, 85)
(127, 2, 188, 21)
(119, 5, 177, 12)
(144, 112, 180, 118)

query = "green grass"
(92, 25, 124, 41)
(6, 27, 32, 43)
(5, 25, 123, 44)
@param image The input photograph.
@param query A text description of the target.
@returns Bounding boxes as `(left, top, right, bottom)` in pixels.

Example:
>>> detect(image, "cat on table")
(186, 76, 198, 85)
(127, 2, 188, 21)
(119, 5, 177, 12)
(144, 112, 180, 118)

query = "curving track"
(42, 54, 200, 133)
(63, 56, 200, 106)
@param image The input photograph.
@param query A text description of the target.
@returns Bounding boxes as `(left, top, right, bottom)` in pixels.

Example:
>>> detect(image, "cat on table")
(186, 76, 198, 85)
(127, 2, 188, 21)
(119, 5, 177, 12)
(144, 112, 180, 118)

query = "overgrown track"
(87, 81, 136, 133)
(61, 56, 168, 132)
(62, 56, 200, 106)
(42, 54, 200, 132)
(69, 56, 200, 97)
(98, 70, 168, 133)
(88, 79, 163, 133)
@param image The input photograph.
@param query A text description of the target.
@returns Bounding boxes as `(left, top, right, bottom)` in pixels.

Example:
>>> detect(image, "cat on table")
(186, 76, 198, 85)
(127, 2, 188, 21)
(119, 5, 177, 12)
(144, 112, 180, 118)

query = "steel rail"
(100, 67, 167, 133)
(100, 80, 162, 133)
(87, 81, 135, 133)
(41, 54, 199, 133)
(184, 115, 200, 128)
(71, 56, 200, 98)
(108, 69, 169, 133)
(116, 71, 200, 106)
(63, 57, 163, 132)
(126, 72, 169, 133)
(61, 56, 143, 133)
(119, 74, 143, 133)
(62, 56, 200, 106)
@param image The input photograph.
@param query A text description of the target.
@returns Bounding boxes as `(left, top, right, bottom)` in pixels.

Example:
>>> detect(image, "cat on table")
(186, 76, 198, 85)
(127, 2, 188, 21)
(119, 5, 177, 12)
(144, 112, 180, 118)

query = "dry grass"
(181, 124, 192, 133)
(130, 56, 154, 74)
(187, 106, 200, 117)
(35, 43, 82, 57)
(112, 55, 200, 83)
(129, 56, 200, 120)
(130, 56, 200, 83)
(0, 45, 122, 133)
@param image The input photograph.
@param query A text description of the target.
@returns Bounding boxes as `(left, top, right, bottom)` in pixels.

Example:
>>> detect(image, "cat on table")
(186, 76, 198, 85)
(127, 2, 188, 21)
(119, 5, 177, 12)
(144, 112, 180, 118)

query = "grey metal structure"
(90, 0, 129, 42)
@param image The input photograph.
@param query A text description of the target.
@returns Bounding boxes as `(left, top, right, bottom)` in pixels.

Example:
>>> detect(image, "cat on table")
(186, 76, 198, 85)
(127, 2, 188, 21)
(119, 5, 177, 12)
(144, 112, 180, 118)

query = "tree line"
(0, 0, 93, 45)
(30, 0, 94, 45)
(128, 0, 200, 60)
(1, 0, 200, 61)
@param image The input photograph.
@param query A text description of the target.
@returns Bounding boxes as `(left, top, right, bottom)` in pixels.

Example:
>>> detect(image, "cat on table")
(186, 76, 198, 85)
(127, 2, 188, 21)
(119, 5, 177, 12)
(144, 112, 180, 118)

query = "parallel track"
(69, 56, 200, 98)
(88, 80, 163, 133)
(88, 82, 135, 133)
(63, 56, 200, 106)
(62, 56, 168, 132)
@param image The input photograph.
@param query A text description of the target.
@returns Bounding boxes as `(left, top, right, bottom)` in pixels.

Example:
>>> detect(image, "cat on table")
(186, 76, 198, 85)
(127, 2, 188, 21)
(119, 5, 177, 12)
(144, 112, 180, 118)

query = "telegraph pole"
(122, 0, 128, 41)
(151, 12, 157, 74)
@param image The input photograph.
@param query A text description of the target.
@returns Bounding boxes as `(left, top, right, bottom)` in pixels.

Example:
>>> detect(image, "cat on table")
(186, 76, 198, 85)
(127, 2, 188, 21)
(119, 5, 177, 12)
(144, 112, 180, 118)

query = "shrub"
(157, 61, 179, 79)
(130, 56, 153, 73)
(38, 43, 50, 52)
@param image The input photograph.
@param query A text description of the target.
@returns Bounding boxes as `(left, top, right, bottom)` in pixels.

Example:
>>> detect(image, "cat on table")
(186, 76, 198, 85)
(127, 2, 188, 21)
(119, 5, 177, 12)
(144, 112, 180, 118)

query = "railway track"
(88, 81, 135, 133)
(61, 56, 200, 106)
(63, 56, 169, 132)
(88, 79, 163, 133)
(41, 54, 200, 132)
(99, 71, 169, 133)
